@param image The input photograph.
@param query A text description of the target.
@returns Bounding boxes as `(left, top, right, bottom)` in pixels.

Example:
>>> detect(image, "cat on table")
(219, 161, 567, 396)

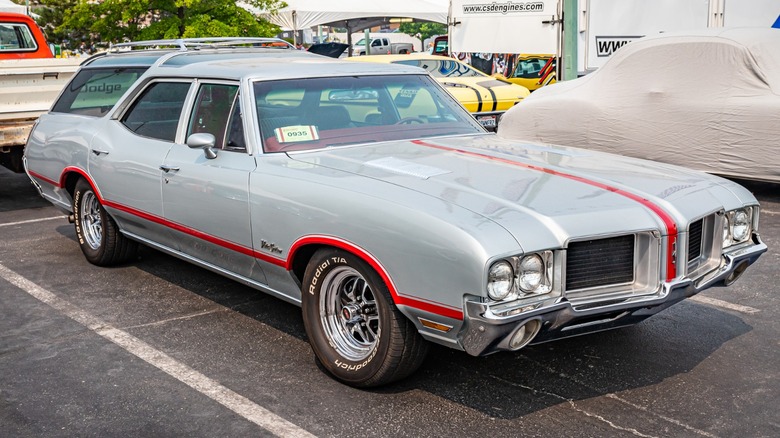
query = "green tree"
(58, 0, 285, 46)
(32, 0, 81, 47)
(399, 22, 446, 42)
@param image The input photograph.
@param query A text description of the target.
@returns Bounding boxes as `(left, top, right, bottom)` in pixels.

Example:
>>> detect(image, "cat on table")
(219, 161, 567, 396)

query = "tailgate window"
(52, 67, 147, 117)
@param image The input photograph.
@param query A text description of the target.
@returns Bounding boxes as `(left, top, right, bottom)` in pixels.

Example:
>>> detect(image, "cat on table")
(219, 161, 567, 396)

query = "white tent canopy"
(0, 0, 27, 14)
(261, 0, 448, 31)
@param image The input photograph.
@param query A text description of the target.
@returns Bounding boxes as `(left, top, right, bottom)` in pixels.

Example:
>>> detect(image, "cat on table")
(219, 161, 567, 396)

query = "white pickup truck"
(351, 37, 414, 56)
(0, 12, 80, 172)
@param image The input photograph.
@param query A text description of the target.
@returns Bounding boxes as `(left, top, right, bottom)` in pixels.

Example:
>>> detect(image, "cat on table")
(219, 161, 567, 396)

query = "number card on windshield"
(275, 125, 320, 143)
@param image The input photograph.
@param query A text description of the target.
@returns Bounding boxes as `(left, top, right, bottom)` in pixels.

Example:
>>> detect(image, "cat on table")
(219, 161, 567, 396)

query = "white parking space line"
(0, 263, 315, 438)
(0, 216, 65, 227)
(689, 295, 760, 314)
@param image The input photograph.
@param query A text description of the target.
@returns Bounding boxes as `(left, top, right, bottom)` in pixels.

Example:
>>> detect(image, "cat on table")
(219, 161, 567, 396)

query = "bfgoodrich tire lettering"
(72, 178, 137, 266)
(302, 248, 429, 387)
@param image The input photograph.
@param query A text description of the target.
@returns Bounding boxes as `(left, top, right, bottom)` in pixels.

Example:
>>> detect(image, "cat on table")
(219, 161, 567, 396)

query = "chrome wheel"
(79, 190, 103, 250)
(319, 266, 380, 361)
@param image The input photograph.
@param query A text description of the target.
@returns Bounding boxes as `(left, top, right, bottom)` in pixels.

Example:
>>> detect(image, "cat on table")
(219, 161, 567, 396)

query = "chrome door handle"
(159, 165, 180, 173)
(91, 149, 109, 156)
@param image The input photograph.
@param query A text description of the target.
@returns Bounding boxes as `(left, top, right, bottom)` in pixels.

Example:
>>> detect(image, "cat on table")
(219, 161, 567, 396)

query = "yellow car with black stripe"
(349, 54, 530, 130)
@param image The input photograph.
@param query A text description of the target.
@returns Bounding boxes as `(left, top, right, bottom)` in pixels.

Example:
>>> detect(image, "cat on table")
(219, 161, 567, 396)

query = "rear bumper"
(458, 233, 767, 356)
(471, 111, 503, 131)
(0, 119, 35, 148)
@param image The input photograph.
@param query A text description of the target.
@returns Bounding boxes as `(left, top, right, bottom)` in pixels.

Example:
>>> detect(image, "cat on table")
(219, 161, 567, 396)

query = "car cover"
(498, 28, 780, 183)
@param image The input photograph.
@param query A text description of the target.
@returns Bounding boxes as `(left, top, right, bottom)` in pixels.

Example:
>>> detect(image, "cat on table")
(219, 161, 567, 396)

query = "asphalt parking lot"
(1, 166, 778, 437)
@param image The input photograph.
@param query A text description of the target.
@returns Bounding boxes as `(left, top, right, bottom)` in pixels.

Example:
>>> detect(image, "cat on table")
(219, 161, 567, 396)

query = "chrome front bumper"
(458, 234, 767, 356)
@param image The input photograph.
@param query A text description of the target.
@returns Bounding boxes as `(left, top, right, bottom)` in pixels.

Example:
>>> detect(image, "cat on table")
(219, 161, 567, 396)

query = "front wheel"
(302, 249, 429, 387)
(73, 178, 137, 266)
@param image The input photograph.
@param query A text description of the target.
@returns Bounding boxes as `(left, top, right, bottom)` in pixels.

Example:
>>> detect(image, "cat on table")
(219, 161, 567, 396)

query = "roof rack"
(107, 37, 296, 53)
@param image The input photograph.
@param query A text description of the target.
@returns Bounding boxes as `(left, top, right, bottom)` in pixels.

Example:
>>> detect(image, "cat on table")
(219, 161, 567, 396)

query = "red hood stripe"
(412, 139, 679, 280)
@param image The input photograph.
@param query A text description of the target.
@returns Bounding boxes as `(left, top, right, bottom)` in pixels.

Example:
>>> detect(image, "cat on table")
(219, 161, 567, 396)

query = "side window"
(186, 83, 239, 150)
(52, 68, 147, 116)
(121, 82, 190, 142)
(371, 39, 381, 47)
(0, 22, 37, 52)
(224, 100, 246, 152)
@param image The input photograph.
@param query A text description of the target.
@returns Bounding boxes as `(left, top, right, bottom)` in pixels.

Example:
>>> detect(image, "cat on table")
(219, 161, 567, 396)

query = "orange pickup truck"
(0, 11, 55, 58)
(1, 12, 80, 172)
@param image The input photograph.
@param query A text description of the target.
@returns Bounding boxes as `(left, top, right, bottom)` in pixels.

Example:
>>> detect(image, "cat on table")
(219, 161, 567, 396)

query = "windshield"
(392, 59, 484, 78)
(254, 74, 485, 153)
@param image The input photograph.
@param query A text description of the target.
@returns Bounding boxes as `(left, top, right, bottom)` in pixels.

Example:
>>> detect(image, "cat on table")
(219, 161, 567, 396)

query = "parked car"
(349, 53, 530, 130)
(0, 11, 54, 59)
(351, 36, 413, 56)
(25, 40, 766, 387)
(499, 28, 780, 183)
(426, 35, 448, 56)
(495, 53, 557, 91)
(0, 12, 81, 172)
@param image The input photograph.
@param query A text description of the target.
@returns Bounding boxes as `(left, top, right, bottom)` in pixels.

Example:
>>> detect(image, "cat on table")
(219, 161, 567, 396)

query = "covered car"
(349, 53, 530, 130)
(498, 28, 780, 183)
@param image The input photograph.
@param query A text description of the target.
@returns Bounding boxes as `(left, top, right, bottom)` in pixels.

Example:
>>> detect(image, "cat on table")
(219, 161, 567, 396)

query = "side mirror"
(186, 133, 217, 159)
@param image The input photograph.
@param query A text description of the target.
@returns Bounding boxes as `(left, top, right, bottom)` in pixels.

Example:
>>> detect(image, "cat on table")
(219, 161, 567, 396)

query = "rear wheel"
(73, 178, 137, 266)
(302, 248, 429, 387)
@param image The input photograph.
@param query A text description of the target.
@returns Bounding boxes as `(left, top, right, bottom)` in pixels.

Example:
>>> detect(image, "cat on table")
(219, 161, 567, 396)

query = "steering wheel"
(394, 117, 425, 125)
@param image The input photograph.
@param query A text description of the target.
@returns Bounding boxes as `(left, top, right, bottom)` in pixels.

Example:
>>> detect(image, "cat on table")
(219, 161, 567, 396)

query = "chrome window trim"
(0, 22, 38, 53)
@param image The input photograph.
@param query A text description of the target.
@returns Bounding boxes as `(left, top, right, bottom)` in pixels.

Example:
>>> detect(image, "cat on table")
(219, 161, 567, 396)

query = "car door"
(160, 82, 265, 283)
(88, 79, 192, 249)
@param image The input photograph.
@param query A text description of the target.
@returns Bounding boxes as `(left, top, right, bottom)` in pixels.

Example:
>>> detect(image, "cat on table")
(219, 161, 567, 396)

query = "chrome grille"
(688, 218, 704, 261)
(566, 235, 635, 291)
(687, 213, 721, 278)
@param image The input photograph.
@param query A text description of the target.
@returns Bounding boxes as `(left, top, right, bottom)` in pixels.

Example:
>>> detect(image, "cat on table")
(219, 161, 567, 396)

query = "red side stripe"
(412, 139, 679, 280)
(51, 168, 464, 320)
(27, 170, 60, 188)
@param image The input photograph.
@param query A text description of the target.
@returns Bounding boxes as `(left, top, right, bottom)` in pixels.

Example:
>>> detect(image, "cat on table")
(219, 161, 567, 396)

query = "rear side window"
(52, 68, 147, 116)
(121, 82, 191, 142)
(0, 22, 37, 52)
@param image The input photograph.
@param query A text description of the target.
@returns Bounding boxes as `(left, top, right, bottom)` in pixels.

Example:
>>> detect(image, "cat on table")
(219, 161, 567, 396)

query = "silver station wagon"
(24, 39, 767, 387)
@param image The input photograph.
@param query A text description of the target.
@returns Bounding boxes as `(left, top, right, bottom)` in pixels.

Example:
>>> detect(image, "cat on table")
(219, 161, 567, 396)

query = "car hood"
(439, 77, 529, 109)
(307, 42, 350, 58)
(288, 134, 753, 249)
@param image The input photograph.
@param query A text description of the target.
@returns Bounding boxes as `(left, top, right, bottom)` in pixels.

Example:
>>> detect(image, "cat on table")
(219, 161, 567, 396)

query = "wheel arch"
(287, 235, 464, 321)
(288, 242, 323, 286)
(60, 166, 95, 198)
(288, 236, 399, 300)
(62, 171, 84, 197)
